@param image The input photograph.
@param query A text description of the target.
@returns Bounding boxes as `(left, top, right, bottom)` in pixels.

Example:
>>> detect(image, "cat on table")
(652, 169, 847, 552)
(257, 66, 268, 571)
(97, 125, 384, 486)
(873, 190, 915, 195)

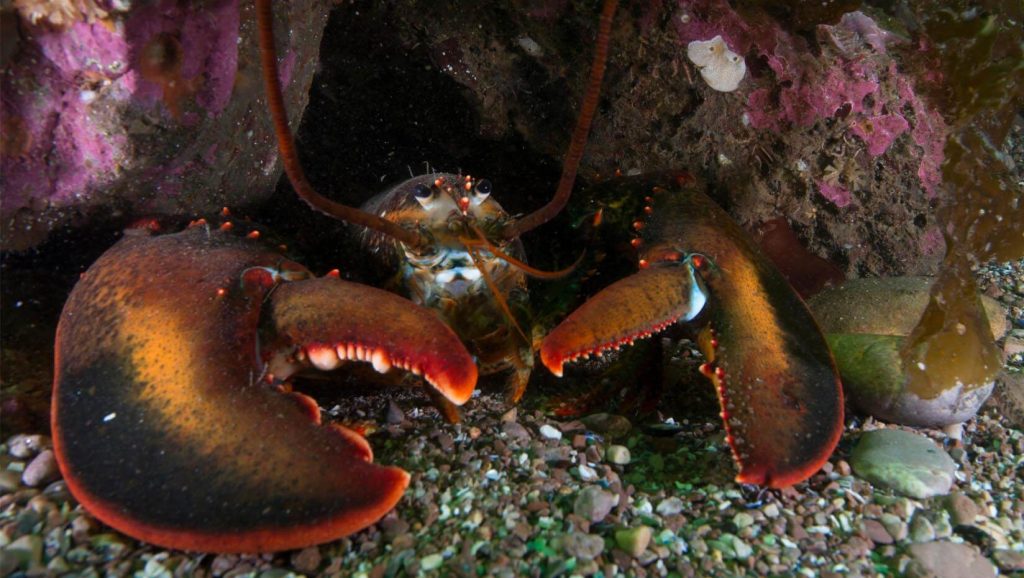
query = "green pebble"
(420, 553, 444, 571)
(732, 512, 755, 529)
(615, 526, 652, 557)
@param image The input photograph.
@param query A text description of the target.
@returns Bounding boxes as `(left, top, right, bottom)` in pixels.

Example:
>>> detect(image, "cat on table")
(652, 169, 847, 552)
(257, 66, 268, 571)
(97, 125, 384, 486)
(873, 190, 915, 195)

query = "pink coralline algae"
(673, 0, 949, 199)
(850, 114, 910, 157)
(816, 180, 853, 209)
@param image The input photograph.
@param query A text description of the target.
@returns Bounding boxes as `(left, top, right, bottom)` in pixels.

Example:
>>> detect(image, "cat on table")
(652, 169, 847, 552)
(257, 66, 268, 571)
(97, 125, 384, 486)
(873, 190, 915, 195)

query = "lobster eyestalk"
(255, 0, 426, 250)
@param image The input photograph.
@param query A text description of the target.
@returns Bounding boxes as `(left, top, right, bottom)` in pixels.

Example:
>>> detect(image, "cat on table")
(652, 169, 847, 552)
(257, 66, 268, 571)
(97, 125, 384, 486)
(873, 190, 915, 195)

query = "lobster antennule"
(255, 0, 426, 250)
(501, 0, 619, 239)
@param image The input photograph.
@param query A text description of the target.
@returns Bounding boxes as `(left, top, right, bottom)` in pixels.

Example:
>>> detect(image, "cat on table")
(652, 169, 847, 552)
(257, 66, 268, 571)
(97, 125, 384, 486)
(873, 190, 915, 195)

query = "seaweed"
(897, 0, 1024, 398)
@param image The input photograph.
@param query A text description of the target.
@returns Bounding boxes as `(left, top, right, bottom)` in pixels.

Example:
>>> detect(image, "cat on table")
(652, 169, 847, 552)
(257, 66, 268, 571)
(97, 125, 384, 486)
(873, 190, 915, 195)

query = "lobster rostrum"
(50, 0, 842, 555)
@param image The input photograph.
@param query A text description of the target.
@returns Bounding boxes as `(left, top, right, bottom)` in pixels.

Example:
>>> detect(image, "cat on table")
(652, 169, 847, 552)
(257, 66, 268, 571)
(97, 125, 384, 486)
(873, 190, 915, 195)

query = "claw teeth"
(308, 346, 340, 371)
(371, 349, 392, 374)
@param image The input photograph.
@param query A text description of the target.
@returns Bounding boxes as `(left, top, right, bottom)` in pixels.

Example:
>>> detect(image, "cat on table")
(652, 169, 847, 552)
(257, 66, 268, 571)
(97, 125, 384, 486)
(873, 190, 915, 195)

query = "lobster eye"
(413, 184, 433, 199)
(413, 183, 435, 208)
(474, 179, 492, 199)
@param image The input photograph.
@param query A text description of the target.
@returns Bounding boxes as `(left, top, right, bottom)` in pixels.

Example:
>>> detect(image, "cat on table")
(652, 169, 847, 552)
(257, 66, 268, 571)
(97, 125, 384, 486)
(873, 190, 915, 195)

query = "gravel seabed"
(1, 261, 1022, 578)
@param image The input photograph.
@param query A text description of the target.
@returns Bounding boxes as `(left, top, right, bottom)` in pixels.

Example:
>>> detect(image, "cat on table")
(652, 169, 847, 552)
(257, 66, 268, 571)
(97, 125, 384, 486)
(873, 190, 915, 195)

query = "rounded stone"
(561, 532, 605, 561)
(850, 429, 956, 499)
(606, 445, 631, 465)
(574, 486, 618, 523)
(615, 526, 653, 557)
(21, 450, 60, 488)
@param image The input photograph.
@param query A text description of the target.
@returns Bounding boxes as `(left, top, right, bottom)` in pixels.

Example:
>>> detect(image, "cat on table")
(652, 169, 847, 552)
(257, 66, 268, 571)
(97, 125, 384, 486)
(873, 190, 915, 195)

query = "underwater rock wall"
(0, 0, 330, 250)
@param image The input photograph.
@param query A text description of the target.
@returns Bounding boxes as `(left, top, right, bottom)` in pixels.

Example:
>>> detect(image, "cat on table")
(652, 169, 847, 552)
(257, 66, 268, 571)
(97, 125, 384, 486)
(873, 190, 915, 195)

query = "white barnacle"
(686, 35, 746, 92)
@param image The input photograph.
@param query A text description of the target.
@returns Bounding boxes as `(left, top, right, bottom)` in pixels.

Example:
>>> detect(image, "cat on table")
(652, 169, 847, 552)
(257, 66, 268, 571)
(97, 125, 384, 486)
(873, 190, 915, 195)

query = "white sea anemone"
(686, 35, 746, 92)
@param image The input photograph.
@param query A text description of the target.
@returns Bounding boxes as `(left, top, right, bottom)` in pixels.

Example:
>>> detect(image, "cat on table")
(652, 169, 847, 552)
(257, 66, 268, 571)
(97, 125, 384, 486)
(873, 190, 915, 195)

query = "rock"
(905, 541, 996, 578)
(21, 450, 60, 488)
(562, 532, 605, 561)
(539, 424, 562, 440)
(574, 486, 618, 523)
(850, 429, 956, 499)
(502, 421, 531, 440)
(809, 278, 1005, 427)
(500, 408, 518, 423)
(290, 546, 321, 574)
(606, 445, 631, 465)
(615, 526, 653, 557)
(1, 0, 332, 250)
(581, 414, 632, 439)
(420, 553, 443, 571)
(3, 534, 42, 570)
(908, 514, 935, 543)
(656, 497, 685, 517)
(762, 503, 780, 518)
(7, 434, 49, 459)
(941, 493, 978, 526)
(385, 401, 405, 424)
(0, 471, 20, 494)
(864, 519, 893, 544)
(577, 464, 599, 482)
(732, 512, 754, 530)
(880, 513, 908, 542)
(992, 549, 1024, 573)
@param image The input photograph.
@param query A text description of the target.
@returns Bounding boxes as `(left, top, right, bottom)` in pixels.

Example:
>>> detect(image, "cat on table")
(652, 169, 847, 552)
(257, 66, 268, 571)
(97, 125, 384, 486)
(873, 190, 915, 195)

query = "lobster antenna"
(501, 0, 618, 239)
(255, 0, 426, 249)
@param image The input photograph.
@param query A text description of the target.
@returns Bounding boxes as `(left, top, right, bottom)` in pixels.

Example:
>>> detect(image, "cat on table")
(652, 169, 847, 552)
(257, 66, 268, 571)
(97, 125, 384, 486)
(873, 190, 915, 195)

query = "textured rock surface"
(1, 0, 330, 250)
(850, 429, 956, 499)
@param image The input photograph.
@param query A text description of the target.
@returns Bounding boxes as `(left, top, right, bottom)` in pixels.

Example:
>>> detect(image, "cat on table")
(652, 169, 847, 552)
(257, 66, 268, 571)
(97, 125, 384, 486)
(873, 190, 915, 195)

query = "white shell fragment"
(686, 35, 746, 92)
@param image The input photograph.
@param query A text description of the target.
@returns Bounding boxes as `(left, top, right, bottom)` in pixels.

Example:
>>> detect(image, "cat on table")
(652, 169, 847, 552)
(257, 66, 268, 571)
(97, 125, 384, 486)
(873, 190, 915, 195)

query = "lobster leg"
(541, 175, 843, 488)
(52, 228, 476, 553)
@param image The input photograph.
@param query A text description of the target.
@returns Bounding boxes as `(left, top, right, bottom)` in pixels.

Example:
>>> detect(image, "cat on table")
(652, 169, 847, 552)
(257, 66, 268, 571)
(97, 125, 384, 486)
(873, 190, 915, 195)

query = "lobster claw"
(52, 227, 476, 552)
(541, 175, 843, 488)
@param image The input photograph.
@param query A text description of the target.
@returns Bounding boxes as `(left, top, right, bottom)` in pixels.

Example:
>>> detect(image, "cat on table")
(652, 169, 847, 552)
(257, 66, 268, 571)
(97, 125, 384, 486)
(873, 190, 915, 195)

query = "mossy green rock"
(850, 429, 956, 499)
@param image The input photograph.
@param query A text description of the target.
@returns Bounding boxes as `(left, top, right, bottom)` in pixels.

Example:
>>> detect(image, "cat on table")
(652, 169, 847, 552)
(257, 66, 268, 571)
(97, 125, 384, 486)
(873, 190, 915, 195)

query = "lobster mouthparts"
(541, 176, 843, 488)
(52, 228, 476, 552)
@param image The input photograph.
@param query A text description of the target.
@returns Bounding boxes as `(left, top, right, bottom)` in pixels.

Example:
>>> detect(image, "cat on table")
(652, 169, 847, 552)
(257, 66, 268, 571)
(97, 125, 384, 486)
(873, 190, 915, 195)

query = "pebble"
(539, 424, 562, 440)
(502, 421, 530, 440)
(7, 435, 49, 459)
(908, 514, 935, 543)
(762, 503, 780, 518)
(656, 497, 685, 516)
(385, 401, 405, 424)
(615, 526, 652, 557)
(420, 553, 443, 571)
(290, 546, 321, 573)
(500, 408, 518, 422)
(992, 549, 1024, 572)
(577, 464, 599, 482)
(732, 512, 754, 530)
(574, 486, 618, 523)
(562, 532, 605, 561)
(906, 541, 997, 578)
(941, 492, 979, 526)
(880, 513, 908, 541)
(581, 414, 632, 439)
(21, 450, 60, 488)
(4, 534, 42, 570)
(606, 445, 631, 465)
(864, 519, 893, 544)
(0, 471, 19, 494)
(850, 429, 956, 499)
